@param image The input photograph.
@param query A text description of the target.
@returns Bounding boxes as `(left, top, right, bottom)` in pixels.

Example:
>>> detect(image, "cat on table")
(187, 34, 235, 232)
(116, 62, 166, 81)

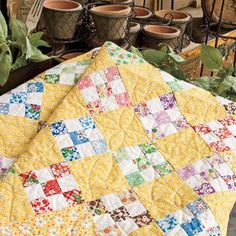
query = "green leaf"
(0, 11, 8, 41)
(142, 49, 168, 66)
(11, 53, 27, 70)
(26, 38, 49, 62)
(168, 53, 185, 64)
(10, 18, 27, 44)
(169, 67, 186, 80)
(200, 45, 223, 71)
(191, 76, 220, 92)
(29, 32, 51, 48)
(130, 46, 143, 58)
(0, 44, 12, 86)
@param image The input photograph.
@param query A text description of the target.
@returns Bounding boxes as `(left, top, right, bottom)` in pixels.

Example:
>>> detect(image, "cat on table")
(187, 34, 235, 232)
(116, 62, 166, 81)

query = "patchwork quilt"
(0, 49, 98, 177)
(0, 42, 236, 236)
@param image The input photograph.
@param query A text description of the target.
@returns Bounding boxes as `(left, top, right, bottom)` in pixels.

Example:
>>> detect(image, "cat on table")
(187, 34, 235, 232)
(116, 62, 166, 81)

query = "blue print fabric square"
(157, 215, 178, 233)
(182, 218, 203, 236)
(50, 121, 69, 136)
(69, 131, 89, 145)
(91, 139, 109, 155)
(10, 92, 27, 104)
(25, 104, 41, 120)
(27, 82, 44, 93)
(186, 199, 208, 217)
(79, 117, 96, 130)
(0, 103, 9, 114)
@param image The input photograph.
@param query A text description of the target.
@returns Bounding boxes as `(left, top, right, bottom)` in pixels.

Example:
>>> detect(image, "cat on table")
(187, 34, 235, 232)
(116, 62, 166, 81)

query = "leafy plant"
(0, 12, 50, 86)
(191, 45, 236, 101)
(130, 44, 236, 102)
(131, 44, 186, 81)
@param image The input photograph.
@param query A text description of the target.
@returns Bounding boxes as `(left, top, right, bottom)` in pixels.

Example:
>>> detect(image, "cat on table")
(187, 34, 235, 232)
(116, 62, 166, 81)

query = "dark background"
(0, 0, 8, 21)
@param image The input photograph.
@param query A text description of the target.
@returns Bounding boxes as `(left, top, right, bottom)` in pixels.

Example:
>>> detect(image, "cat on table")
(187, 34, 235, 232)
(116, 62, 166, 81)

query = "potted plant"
(0, 11, 52, 94)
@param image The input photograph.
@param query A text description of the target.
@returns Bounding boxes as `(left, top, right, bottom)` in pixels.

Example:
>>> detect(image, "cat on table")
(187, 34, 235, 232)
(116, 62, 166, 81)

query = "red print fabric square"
(63, 189, 83, 206)
(42, 180, 62, 196)
(50, 162, 70, 178)
(31, 197, 53, 214)
(20, 171, 39, 187)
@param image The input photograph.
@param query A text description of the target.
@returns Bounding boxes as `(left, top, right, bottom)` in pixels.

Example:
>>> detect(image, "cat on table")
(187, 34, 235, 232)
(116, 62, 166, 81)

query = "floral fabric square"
(19, 162, 83, 214)
(0, 82, 44, 120)
(193, 116, 236, 154)
(113, 143, 173, 187)
(0, 156, 16, 177)
(78, 66, 131, 114)
(177, 153, 236, 197)
(49, 117, 109, 162)
(157, 198, 220, 235)
(134, 93, 189, 141)
(88, 189, 153, 235)
(216, 96, 236, 116)
(44, 60, 91, 85)
(106, 41, 145, 64)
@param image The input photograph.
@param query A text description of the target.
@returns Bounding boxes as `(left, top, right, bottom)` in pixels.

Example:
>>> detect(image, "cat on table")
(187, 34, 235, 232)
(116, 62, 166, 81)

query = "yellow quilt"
(0, 42, 236, 236)
(0, 49, 98, 177)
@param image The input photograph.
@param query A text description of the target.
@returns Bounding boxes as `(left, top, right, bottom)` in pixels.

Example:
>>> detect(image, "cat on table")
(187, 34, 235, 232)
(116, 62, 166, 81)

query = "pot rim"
(90, 4, 131, 16)
(133, 6, 152, 19)
(130, 22, 141, 33)
(143, 24, 181, 39)
(154, 10, 190, 23)
(43, 0, 83, 12)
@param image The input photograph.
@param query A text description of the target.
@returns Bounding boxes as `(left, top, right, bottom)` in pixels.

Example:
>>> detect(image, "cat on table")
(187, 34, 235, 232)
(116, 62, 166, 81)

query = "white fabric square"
(109, 79, 126, 94)
(147, 98, 163, 113)
(140, 116, 156, 131)
(201, 133, 219, 143)
(76, 65, 88, 74)
(160, 70, 175, 82)
(26, 92, 43, 105)
(166, 107, 183, 121)
(48, 194, 69, 211)
(85, 128, 103, 142)
(140, 166, 157, 182)
(171, 208, 194, 224)
(57, 174, 79, 192)
(146, 151, 166, 166)
(0, 93, 11, 103)
(192, 159, 211, 173)
(158, 123, 178, 137)
(12, 83, 27, 92)
(81, 87, 100, 103)
(213, 162, 234, 176)
(94, 214, 115, 231)
(77, 142, 95, 158)
(117, 218, 139, 234)
(8, 104, 25, 117)
(90, 72, 105, 86)
(25, 184, 46, 201)
(210, 178, 228, 192)
(101, 96, 119, 112)
(166, 225, 188, 236)
(56, 134, 74, 149)
(64, 119, 83, 132)
(119, 160, 138, 175)
(126, 146, 144, 160)
(216, 96, 231, 105)
(35, 168, 54, 183)
(223, 137, 236, 151)
(207, 121, 224, 130)
(101, 193, 123, 211)
(178, 80, 195, 90)
(59, 73, 75, 85)
(185, 175, 202, 189)
(198, 209, 218, 229)
(226, 125, 236, 135)
(125, 200, 146, 217)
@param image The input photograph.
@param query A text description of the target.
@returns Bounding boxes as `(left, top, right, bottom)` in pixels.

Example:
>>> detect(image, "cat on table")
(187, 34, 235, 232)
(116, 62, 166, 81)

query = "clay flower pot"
(128, 22, 141, 46)
(154, 10, 190, 32)
(112, 0, 133, 5)
(90, 5, 131, 41)
(143, 25, 181, 49)
(133, 6, 152, 20)
(43, 0, 83, 40)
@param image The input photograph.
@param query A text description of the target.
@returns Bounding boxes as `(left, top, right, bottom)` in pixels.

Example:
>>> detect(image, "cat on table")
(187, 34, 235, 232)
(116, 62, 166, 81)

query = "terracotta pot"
(133, 6, 152, 19)
(154, 10, 190, 32)
(112, 0, 133, 6)
(143, 25, 181, 49)
(90, 5, 131, 41)
(129, 22, 141, 46)
(43, 0, 83, 40)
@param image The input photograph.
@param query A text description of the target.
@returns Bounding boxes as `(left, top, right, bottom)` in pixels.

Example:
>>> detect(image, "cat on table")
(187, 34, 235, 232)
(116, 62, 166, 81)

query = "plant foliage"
(0, 12, 50, 86)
